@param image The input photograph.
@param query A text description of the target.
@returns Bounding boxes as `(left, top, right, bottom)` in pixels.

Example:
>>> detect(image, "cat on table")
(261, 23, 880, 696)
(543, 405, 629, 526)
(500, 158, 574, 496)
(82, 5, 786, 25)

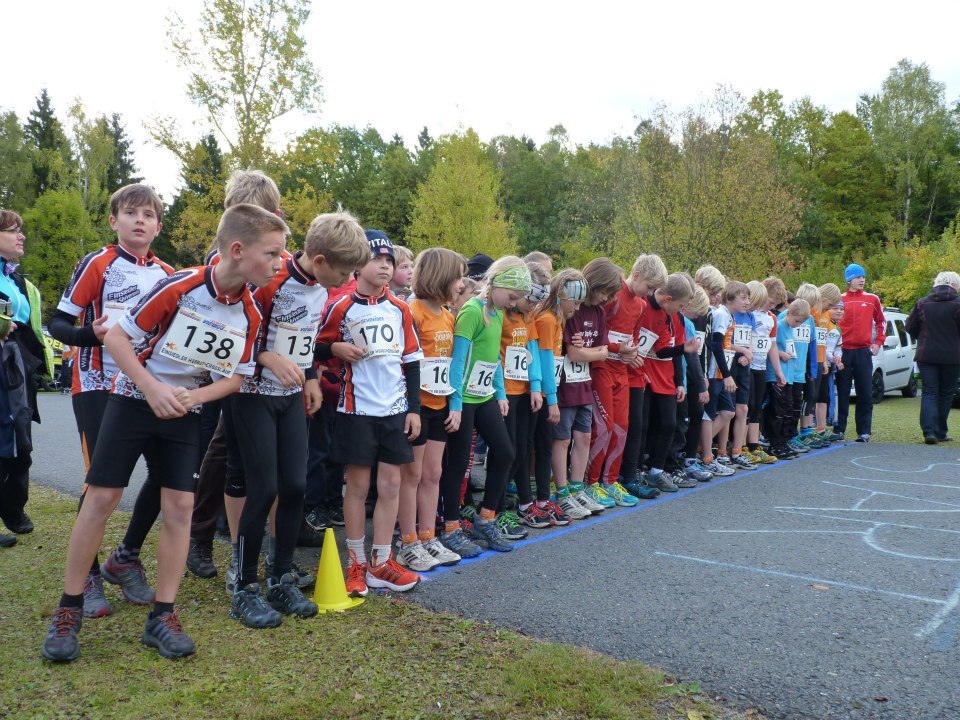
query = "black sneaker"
(325, 505, 345, 526)
(469, 519, 513, 552)
(856, 434, 870, 443)
(925, 434, 938, 445)
(41, 607, 82, 661)
(266, 573, 318, 618)
(142, 611, 196, 658)
(264, 560, 315, 589)
(298, 508, 327, 547)
(0, 533, 15, 548)
(4, 509, 33, 534)
(186, 539, 217, 579)
(771, 445, 797, 460)
(230, 583, 282, 629)
(101, 552, 156, 605)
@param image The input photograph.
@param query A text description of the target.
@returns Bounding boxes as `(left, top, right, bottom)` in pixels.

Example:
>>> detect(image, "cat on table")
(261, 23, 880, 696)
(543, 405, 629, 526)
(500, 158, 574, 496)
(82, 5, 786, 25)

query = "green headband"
(491, 265, 532, 292)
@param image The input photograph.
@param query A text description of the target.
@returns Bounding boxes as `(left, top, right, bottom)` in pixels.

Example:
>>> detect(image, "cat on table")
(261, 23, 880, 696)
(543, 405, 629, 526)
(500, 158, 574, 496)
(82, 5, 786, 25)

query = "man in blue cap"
(834, 263, 886, 442)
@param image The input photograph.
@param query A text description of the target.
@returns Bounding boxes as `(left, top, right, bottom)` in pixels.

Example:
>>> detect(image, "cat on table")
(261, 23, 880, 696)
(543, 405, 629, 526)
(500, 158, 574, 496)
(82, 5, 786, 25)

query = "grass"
(0, 486, 763, 720)
(867, 394, 959, 444)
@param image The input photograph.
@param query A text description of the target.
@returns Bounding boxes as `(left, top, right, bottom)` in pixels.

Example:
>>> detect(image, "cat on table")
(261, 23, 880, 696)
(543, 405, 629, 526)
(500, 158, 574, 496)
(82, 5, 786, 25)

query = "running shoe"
(186, 539, 217, 578)
(645, 471, 678, 493)
(266, 573, 319, 617)
(788, 438, 811, 453)
(142, 611, 196, 659)
(542, 500, 571, 526)
(367, 555, 420, 591)
(557, 493, 592, 519)
(395, 541, 441, 572)
(683, 462, 714, 482)
(702, 459, 735, 477)
(758, 435, 771, 449)
(440, 528, 482, 559)
(585, 483, 616, 508)
(326, 505, 345, 526)
(716, 454, 733, 467)
(749, 448, 778, 464)
(82, 573, 113, 618)
(517, 504, 552, 529)
(674, 471, 698, 489)
(230, 583, 283, 629)
(798, 434, 828, 449)
(345, 560, 368, 598)
(470, 519, 514, 552)
(101, 552, 155, 605)
(856, 434, 870, 443)
(625, 481, 660, 500)
(460, 504, 478, 522)
(573, 485, 605, 513)
(770, 444, 797, 460)
(604, 481, 640, 507)
(423, 536, 461, 565)
(826, 431, 845, 443)
(495, 511, 529, 540)
(731, 454, 758, 471)
(41, 606, 82, 662)
(506, 481, 518, 495)
(264, 559, 315, 589)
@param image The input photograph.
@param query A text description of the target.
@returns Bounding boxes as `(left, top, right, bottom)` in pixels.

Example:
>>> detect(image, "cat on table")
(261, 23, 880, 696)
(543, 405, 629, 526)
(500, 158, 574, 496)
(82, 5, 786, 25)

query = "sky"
(6, 0, 960, 201)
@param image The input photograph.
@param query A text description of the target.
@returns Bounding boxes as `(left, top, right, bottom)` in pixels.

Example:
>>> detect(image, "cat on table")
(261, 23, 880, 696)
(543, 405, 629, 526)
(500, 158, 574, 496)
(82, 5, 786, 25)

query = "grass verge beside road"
(1, 486, 762, 720)
(869, 395, 957, 444)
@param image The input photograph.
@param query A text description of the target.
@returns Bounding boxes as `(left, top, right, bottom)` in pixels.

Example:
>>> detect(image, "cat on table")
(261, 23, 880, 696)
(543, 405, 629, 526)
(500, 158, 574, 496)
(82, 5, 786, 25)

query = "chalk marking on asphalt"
(851, 456, 960, 473)
(915, 575, 960, 639)
(821, 481, 960, 508)
(863, 525, 960, 563)
(842, 475, 960, 491)
(419, 441, 849, 580)
(851, 492, 877, 510)
(708, 529, 864, 534)
(777, 508, 960, 534)
(653, 551, 944, 605)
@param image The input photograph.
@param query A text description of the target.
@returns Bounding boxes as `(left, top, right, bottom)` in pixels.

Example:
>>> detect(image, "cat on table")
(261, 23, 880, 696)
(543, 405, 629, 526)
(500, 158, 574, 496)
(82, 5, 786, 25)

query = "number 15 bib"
(160, 308, 246, 377)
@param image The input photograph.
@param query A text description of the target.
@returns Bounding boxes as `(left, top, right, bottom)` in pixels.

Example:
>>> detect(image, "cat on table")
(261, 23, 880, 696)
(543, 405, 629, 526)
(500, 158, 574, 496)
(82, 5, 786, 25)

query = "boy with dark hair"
(42, 204, 287, 662)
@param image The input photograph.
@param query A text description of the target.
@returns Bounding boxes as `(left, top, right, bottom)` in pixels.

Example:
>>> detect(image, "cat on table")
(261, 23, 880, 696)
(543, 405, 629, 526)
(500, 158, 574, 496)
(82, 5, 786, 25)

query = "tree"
(0, 111, 35, 210)
(106, 114, 142, 191)
(407, 130, 515, 258)
(155, 0, 322, 169)
(67, 100, 116, 230)
(21, 190, 100, 317)
(858, 59, 959, 244)
(24, 89, 73, 196)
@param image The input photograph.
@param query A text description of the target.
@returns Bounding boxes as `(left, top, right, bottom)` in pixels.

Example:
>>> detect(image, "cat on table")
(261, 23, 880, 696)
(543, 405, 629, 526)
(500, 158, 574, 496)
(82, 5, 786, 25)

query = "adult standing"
(0, 209, 53, 548)
(833, 263, 885, 443)
(905, 272, 960, 444)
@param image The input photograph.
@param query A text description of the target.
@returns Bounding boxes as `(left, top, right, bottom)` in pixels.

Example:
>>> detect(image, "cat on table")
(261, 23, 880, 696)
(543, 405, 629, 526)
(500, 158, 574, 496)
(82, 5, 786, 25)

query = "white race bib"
(732, 324, 752, 348)
(420, 357, 453, 396)
(607, 330, 631, 361)
(347, 316, 402, 358)
(563, 356, 591, 383)
(273, 321, 316, 369)
(724, 349, 737, 369)
(786, 339, 797, 359)
(159, 308, 246, 377)
(553, 355, 563, 384)
(503, 345, 530, 381)
(695, 330, 706, 351)
(793, 325, 811, 344)
(635, 327, 660, 358)
(101, 301, 128, 329)
(466, 360, 498, 397)
(752, 335, 772, 361)
(815, 326, 827, 346)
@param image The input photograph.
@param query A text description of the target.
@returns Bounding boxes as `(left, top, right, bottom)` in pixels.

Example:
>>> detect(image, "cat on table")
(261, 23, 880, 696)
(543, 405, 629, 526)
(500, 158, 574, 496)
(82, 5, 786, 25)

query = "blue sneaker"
(585, 483, 616, 508)
(604, 481, 640, 507)
(625, 481, 659, 500)
(142, 611, 196, 659)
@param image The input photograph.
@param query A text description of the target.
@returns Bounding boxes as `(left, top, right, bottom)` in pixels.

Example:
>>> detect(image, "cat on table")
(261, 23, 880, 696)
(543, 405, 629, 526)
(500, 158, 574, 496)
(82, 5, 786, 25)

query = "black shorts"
(731, 363, 751, 406)
(331, 412, 414, 466)
(71, 390, 110, 469)
(705, 378, 736, 421)
(85, 395, 201, 492)
(411, 405, 449, 447)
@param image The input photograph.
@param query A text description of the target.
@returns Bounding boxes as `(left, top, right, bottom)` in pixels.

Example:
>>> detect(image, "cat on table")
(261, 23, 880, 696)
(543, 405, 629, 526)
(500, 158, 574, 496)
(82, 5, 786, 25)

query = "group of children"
(40, 168, 857, 664)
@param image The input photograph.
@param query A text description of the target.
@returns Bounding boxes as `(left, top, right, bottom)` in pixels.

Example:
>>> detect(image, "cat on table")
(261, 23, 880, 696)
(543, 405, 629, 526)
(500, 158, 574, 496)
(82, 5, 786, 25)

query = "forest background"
(2, 0, 960, 318)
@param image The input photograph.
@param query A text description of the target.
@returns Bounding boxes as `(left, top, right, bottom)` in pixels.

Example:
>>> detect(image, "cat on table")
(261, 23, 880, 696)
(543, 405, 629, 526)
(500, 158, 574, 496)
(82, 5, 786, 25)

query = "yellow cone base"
(313, 527, 365, 612)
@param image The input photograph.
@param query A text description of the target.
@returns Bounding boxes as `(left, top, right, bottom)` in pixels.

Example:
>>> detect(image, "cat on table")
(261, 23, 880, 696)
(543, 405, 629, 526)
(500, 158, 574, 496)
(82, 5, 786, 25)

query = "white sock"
(346, 537, 366, 565)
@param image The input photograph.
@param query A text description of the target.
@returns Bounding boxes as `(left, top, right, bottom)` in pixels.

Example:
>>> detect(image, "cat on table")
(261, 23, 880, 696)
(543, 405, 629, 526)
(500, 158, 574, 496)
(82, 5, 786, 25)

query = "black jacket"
(905, 285, 960, 365)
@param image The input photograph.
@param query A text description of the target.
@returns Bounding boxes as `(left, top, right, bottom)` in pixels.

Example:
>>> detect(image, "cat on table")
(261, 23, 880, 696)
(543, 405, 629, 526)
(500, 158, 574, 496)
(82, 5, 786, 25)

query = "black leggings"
(439, 398, 514, 520)
(532, 403, 554, 502)
(747, 370, 767, 424)
(490, 394, 532, 508)
(801, 374, 820, 418)
(222, 393, 308, 585)
(646, 391, 678, 471)
(618, 387, 648, 481)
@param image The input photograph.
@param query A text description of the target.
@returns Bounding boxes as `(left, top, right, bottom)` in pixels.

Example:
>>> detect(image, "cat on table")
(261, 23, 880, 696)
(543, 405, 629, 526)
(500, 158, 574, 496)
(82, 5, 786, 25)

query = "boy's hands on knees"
(303, 378, 321, 416)
(405, 412, 421, 441)
(144, 380, 188, 419)
(723, 376, 737, 393)
(445, 410, 461, 433)
(547, 404, 560, 424)
(530, 391, 543, 412)
(92, 315, 110, 341)
(333, 341, 364, 362)
(259, 351, 305, 388)
(498, 399, 509, 417)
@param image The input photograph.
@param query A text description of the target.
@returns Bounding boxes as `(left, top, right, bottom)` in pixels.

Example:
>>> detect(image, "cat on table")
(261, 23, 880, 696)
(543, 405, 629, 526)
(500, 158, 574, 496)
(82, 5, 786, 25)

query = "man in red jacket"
(834, 263, 885, 442)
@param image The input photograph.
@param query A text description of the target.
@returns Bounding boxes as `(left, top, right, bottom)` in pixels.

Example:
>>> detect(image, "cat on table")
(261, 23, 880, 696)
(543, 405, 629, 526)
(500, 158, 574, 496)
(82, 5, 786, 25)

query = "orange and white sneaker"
(345, 561, 368, 598)
(366, 555, 420, 592)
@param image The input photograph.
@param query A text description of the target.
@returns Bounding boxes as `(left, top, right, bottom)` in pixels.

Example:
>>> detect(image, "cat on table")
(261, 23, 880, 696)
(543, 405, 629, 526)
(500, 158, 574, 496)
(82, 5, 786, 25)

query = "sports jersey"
(751, 310, 777, 372)
(534, 309, 563, 406)
(767, 316, 796, 383)
(410, 298, 455, 411)
(627, 295, 650, 389)
(452, 297, 505, 406)
(839, 289, 885, 349)
(500, 309, 539, 396)
(559, 304, 604, 407)
(825, 320, 842, 366)
(814, 309, 832, 364)
(643, 294, 685, 395)
(57, 245, 173, 395)
(602, 281, 646, 364)
(316, 287, 423, 416)
(115, 265, 262, 407)
(241, 252, 329, 397)
(710, 305, 756, 379)
(783, 314, 816, 384)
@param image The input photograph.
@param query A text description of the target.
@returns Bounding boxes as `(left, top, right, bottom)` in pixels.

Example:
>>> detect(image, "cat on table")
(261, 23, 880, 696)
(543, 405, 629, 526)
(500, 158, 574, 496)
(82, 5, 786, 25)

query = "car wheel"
(872, 370, 885, 404)
(901, 373, 918, 398)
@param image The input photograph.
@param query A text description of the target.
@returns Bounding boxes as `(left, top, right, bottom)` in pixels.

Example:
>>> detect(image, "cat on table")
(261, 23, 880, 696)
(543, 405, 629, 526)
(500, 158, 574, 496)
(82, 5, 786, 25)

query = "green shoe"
(604, 481, 639, 507)
(495, 511, 528, 540)
(585, 483, 616, 508)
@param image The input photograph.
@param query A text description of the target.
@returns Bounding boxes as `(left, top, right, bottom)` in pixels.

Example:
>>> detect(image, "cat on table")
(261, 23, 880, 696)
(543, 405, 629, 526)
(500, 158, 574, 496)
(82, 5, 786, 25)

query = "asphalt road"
(29, 393, 960, 718)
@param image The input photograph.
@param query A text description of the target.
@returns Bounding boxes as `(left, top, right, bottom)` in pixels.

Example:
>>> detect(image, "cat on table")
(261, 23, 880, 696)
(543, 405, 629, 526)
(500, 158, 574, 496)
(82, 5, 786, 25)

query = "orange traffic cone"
(313, 527, 364, 612)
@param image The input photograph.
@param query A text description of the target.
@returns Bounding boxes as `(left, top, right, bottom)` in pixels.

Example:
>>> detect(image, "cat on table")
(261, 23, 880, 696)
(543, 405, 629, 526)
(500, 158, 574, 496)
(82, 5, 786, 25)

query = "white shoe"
(558, 493, 591, 519)
(574, 489, 605, 513)
(423, 537, 461, 566)
(395, 541, 441, 572)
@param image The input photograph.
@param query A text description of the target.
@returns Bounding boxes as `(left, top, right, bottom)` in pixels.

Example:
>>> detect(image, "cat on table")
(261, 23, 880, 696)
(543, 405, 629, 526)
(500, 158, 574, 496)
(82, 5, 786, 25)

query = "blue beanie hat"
(844, 263, 866, 283)
(364, 229, 395, 264)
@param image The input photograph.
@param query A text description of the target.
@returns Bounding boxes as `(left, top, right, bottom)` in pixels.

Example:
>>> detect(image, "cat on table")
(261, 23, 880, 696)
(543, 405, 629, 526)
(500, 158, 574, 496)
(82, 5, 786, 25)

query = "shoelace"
(157, 612, 185, 636)
(51, 607, 81, 636)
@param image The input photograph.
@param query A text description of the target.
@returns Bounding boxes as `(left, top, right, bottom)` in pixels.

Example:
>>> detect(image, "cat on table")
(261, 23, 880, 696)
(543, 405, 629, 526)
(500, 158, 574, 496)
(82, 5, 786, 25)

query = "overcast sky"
(6, 1, 960, 201)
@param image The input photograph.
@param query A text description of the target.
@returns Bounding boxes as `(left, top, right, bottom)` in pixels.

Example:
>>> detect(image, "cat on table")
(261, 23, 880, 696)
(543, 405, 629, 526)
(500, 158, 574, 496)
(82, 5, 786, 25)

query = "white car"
(849, 308, 917, 403)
